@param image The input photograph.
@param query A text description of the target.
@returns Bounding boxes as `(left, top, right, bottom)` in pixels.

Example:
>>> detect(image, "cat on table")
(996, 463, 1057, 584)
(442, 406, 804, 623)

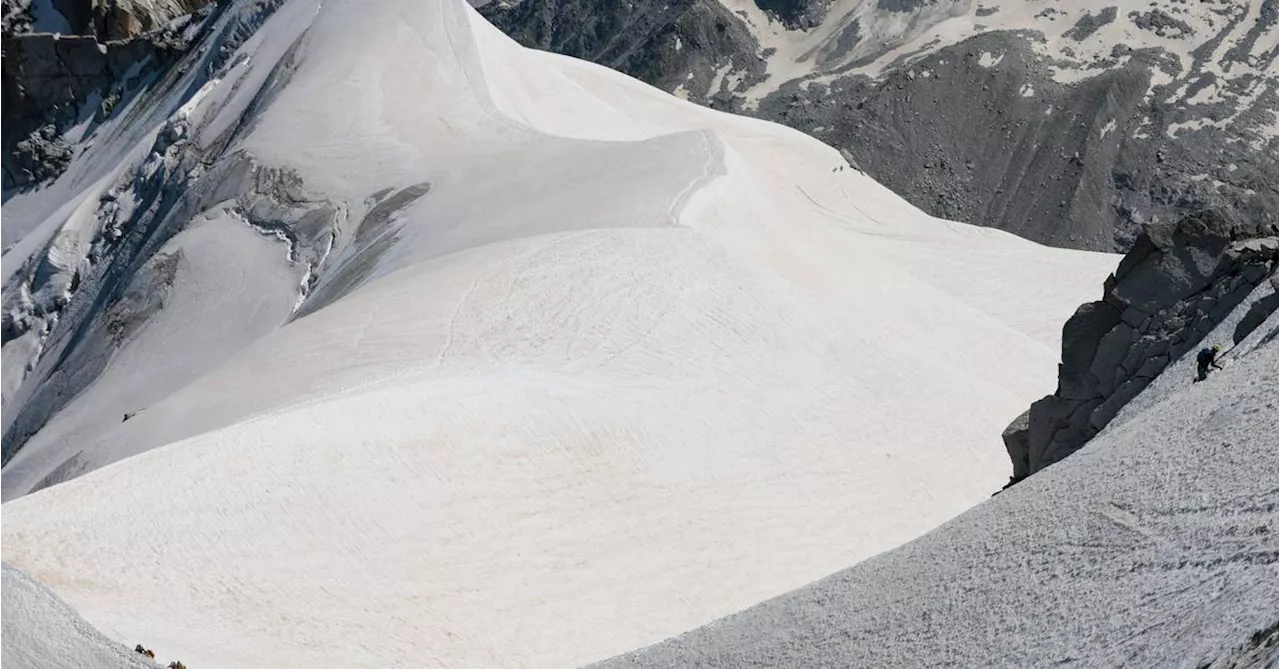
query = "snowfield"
(2, 0, 1118, 666)
(1, 563, 155, 669)
(601, 288, 1280, 669)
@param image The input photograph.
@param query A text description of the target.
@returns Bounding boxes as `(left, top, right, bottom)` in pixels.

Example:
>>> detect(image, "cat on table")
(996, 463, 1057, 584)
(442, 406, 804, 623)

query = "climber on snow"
(1194, 344, 1224, 382)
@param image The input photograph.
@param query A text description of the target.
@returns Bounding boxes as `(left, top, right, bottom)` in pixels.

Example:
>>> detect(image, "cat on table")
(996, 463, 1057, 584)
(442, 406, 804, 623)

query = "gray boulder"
(1000, 408, 1030, 481)
(478, 0, 767, 111)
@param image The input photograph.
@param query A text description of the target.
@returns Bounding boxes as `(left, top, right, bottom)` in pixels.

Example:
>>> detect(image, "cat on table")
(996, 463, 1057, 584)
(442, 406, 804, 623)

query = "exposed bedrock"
(1014, 210, 1278, 476)
(479, 0, 767, 109)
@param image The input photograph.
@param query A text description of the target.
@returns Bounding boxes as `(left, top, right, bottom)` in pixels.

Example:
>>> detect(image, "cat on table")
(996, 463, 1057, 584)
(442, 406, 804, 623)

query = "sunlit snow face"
(0, 0, 1125, 666)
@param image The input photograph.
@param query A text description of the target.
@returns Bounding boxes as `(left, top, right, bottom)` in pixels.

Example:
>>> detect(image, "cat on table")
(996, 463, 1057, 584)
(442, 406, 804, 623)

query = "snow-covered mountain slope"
(600, 278, 1280, 669)
(1, 563, 156, 669)
(480, 0, 1279, 251)
(3, 0, 1118, 666)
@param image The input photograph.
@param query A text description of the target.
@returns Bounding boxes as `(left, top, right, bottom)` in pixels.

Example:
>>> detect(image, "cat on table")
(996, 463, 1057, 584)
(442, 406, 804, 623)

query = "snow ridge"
(3, 1, 1120, 667)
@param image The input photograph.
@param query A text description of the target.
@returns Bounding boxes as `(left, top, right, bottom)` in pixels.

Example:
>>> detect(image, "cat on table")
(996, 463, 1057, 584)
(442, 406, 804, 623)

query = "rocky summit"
(480, 0, 1279, 252)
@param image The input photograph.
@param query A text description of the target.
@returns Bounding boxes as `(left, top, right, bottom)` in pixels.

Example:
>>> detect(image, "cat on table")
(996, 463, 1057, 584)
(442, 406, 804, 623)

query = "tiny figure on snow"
(1194, 344, 1224, 382)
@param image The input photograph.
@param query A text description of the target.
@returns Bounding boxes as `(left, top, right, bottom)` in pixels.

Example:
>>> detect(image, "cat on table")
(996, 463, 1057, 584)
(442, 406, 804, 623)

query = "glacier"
(0, 0, 1129, 666)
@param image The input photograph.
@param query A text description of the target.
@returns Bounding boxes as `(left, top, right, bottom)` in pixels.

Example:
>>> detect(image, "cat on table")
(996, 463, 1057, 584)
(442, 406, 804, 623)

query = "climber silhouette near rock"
(1194, 345, 1224, 383)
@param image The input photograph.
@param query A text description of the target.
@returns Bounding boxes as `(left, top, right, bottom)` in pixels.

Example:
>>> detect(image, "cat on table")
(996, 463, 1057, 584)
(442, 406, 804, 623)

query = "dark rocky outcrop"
(479, 0, 767, 110)
(1063, 6, 1117, 42)
(1015, 211, 1278, 475)
(752, 0, 830, 30)
(94, 0, 215, 42)
(1129, 8, 1195, 40)
(760, 32, 1140, 249)
(1001, 408, 1030, 483)
(3, 33, 156, 189)
(1, 9, 207, 191)
(1, 0, 219, 193)
(4, 0, 216, 41)
(759, 30, 1279, 251)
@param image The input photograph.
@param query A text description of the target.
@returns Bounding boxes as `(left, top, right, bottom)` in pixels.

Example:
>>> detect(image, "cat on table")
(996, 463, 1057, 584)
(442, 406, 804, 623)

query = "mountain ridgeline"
(480, 0, 1279, 252)
(0, 1, 1276, 666)
(479, 0, 1280, 486)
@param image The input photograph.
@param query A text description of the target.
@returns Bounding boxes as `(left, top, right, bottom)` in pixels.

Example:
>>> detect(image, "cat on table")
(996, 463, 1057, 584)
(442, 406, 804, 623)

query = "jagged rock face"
(2, 33, 160, 189)
(1001, 408, 1030, 480)
(479, 0, 768, 109)
(1021, 212, 1278, 475)
(752, 0, 831, 30)
(3, 0, 212, 39)
(5, 0, 214, 40)
(479, 0, 1279, 251)
(0, 8, 207, 191)
(90, 0, 216, 41)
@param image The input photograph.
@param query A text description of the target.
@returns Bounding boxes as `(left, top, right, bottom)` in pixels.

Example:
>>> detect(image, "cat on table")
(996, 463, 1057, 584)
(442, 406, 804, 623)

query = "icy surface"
(1, 0, 1119, 667)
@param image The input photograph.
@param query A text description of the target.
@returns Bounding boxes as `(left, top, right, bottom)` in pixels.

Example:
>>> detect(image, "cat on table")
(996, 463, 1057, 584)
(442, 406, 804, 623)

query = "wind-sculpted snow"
(2, 0, 1118, 666)
(600, 295, 1280, 669)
